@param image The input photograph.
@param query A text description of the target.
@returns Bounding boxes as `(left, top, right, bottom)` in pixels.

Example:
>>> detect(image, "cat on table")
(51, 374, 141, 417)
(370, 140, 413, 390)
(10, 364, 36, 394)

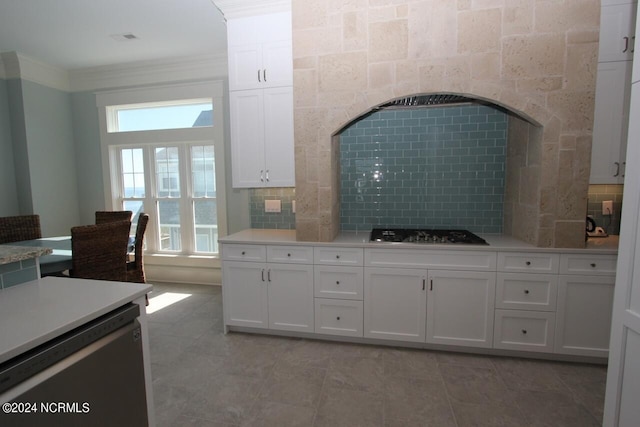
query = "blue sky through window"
(117, 103, 212, 132)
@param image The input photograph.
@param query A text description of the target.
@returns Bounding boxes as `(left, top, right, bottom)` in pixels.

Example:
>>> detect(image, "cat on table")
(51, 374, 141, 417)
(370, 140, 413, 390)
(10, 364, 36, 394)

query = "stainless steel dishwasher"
(0, 303, 148, 426)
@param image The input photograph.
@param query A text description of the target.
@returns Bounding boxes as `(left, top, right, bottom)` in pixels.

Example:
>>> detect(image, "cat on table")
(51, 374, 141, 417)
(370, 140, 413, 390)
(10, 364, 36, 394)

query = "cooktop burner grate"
(370, 228, 489, 245)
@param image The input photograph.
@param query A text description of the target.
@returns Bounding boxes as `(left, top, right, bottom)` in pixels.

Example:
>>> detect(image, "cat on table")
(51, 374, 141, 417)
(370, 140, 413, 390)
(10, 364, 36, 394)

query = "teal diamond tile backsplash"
(340, 105, 507, 233)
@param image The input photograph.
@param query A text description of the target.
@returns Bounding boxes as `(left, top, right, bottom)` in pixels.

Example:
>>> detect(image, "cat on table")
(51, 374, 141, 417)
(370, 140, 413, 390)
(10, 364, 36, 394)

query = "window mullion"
(181, 144, 194, 254)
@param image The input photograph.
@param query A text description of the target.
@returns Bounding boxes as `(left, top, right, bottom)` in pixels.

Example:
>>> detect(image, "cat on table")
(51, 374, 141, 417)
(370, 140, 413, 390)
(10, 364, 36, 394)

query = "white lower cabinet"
(314, 298, 363, 337)
(364, 267, 427, 342)
(267, 263, 314, 332)
(426, 270, 496, 348)
(555, 274, 616, 357)
(494, 309, 555, 352)
(222, 261, 269, 329)
(222, 259, 314, 333)
(222, 241, 617, 362)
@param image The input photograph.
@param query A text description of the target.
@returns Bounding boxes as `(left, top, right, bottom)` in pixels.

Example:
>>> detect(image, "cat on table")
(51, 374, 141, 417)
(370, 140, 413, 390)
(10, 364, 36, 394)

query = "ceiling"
(0, 0, 228, 71)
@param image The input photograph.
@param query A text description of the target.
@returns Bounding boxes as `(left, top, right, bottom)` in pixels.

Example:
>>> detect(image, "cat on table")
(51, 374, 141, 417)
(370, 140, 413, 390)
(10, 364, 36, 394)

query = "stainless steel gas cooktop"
(370, 228, 488, 245)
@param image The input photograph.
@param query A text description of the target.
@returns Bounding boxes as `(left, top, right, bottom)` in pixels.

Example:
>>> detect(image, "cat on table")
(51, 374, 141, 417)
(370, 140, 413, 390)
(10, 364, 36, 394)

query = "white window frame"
(96, 82, 228, 264)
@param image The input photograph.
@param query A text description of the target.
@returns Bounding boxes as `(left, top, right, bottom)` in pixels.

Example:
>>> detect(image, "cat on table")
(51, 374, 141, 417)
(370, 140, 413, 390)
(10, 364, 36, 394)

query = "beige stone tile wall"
(292, 0, 599, 247)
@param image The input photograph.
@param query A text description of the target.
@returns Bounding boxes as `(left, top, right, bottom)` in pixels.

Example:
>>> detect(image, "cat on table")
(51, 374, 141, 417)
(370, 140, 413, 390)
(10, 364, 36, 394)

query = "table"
(7, 237, 72, 275)
(6, 236, 135, 276)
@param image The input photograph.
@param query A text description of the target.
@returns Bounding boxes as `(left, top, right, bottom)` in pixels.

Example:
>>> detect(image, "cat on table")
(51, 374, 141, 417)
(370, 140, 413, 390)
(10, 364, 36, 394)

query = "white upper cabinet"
(590, 61, 633, 183)
(227, 12, 293, 91)
(228, 41, 293, 91)
(598, 2, 637, 62)
(226, 11, 295, 188)
(229, 86, 294, 187)
(591, 1, 637, 184)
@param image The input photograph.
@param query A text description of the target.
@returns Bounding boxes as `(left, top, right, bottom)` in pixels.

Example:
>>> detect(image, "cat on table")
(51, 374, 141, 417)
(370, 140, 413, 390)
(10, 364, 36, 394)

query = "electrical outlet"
(265, 199, 281, 213)
(602, 200, 613, 215)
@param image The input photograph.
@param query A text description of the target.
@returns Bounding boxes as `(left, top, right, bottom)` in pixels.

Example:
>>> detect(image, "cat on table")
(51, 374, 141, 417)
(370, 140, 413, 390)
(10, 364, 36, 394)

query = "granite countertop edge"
(218, 229, 619, 254)
(0, 245, 53, 265)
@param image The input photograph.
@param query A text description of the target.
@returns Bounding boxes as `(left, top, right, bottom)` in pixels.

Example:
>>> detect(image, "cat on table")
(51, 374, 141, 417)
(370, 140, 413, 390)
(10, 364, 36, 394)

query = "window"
(97, 82, 227, 257)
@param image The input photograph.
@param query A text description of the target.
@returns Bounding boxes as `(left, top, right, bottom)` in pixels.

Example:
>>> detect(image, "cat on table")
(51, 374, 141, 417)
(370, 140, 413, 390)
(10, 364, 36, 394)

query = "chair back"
(126, 213, 149, 283)
(70, 220, 131, 281)
(0, 215, 42, 244)
(95, 210, 133, 224)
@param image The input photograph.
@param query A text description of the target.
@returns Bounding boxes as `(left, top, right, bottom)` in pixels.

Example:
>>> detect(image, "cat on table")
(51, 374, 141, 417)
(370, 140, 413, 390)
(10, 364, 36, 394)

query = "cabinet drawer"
(497, 252, 559, 274)
(314, 247, 364, 266)
(314, 298, 363, 337)
(365, 249, 496, 271)
(267, 245, 313, 264)
(222, 244, 267, 262)
(496, 273, 558, 311)
(494, 310, 556, 353)
(559, 254, 617, 275)
(314, 266, 363, 300)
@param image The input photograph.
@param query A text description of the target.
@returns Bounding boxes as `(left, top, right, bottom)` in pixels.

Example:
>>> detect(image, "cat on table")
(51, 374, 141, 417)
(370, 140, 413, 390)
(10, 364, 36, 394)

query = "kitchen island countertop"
(0, 276, 152, 364)
(219, 229, 618, 255)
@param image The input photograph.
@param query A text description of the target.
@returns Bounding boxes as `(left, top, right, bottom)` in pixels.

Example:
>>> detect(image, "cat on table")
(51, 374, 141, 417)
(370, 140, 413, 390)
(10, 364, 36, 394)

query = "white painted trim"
(0, 52, 70, 91)
(214, 0, 290, 19)
(69, 54, 228, 92)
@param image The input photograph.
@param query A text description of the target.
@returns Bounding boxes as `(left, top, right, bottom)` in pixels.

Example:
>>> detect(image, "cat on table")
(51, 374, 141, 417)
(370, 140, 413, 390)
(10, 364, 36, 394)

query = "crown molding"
(68, 53, 228, 92)
(0, 52, 70, 91)
(213, 0, 290, 19)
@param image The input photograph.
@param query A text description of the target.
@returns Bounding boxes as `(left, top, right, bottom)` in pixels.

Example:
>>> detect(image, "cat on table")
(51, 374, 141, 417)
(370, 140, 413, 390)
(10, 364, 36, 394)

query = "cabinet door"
(222, 261, 268, 328)
(426, 271, 496, 348)
(555, 275, 615, 357)
(590, 60, 632, 184)
(267, 263, 314, 332)
(364, 267, 427, 342)
(263, 86, 295, 187)
(228, 44, 263, 91)
(230, 90, 266, 187)
(262, 40, 293, 88)
(599, 3, 637, 62)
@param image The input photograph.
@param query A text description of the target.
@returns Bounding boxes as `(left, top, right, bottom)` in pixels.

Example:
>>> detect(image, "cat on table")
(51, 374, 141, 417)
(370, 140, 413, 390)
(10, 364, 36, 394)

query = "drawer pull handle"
(521, 329, 527, 335)
(336, 316, 341, 321)
(590, 263, 596, 268)
(524, 289, 530, 294)
(526, 261, 531, 266)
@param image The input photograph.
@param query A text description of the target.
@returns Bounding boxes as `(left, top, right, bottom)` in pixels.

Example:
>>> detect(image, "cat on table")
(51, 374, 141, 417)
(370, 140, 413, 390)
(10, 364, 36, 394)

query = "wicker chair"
(70, 220, 131, 281)
(0, 215, 42, 244)
(95, 210, 133, 224)
(126, 213, 149, 283)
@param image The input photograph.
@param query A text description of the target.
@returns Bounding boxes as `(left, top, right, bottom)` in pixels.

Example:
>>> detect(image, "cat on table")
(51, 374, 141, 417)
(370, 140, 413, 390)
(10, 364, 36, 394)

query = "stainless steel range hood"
(375, 94, 481, 110)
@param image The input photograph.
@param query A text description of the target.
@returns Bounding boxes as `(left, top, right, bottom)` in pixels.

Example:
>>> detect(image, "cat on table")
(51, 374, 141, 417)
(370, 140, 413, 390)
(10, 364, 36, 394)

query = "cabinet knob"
(336, 316, 341, 321)
(336, 255, 340, 259)
(521, 329, 527, 335)
(336, 281, 340, 285)
(590, 263, 596, 268)
(526, 261, 531, 266)
(241, 251, 246, 255)
(524, 289, 530, 294)
(287, 253, 291, 257)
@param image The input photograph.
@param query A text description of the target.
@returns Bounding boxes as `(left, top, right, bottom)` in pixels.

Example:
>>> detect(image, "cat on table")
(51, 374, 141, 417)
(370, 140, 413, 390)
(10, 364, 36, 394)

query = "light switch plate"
(265, 199, 281, 213)
(292, 200, 296, 213)
(602, 200, 613, 215)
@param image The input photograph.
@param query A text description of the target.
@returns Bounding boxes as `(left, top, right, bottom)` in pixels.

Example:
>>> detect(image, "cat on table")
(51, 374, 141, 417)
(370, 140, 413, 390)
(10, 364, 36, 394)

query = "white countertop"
(0, 276, 152, 364)
(219, 229, 619, 254)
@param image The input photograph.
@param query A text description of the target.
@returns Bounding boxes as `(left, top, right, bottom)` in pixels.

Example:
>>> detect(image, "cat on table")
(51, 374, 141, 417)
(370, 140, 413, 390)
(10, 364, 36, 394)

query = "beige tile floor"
(148, 283, 607, 427)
